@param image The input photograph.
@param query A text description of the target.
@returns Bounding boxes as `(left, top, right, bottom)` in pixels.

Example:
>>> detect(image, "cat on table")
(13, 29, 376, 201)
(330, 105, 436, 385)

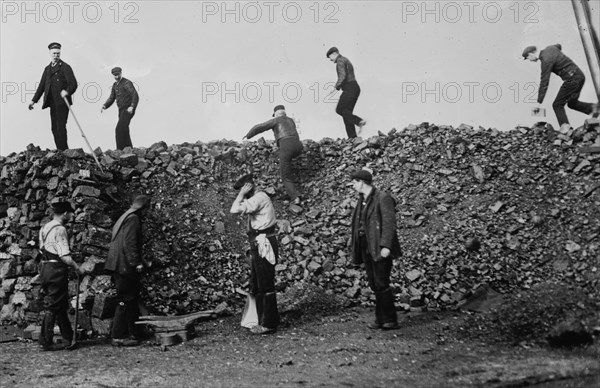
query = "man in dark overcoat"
(105, 195, 151, 346)
(349, 169, 401, 330)
(29, 42, 78, 151)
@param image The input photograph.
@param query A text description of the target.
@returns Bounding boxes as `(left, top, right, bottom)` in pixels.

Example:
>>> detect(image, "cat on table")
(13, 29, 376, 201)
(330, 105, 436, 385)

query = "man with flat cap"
(326, 47, 366, 138)
(38, 198, 84, 351)
(102, 67, 139, 150)
(349, 169, 401, 330)
(244, 105, 303, 204)
(29, 42, 78, 151)
(523, 44, 599, 133)
(106, 195, 152, 346)
(230, 174, 280, 334)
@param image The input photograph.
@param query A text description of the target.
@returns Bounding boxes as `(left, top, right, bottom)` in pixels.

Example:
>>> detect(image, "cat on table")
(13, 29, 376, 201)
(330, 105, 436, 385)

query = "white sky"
(1, 0, 599, 155)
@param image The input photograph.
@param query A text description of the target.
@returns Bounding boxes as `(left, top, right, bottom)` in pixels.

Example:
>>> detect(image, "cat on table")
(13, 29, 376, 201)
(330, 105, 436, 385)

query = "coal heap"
(1, 119, 599, 330)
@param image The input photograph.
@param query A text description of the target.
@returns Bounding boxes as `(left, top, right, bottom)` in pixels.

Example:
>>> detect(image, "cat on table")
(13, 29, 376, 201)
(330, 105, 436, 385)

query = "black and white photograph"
(1, 0, 599, 386)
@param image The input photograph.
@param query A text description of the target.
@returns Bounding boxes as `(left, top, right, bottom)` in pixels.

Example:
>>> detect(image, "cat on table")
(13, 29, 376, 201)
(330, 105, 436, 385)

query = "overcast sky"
(1, 0, 599, 155)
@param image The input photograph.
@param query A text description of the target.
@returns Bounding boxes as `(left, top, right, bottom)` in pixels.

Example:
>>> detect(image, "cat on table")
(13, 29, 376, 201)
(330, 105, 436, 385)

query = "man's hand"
(127, 107, 134, 114)
(239, 182, 253, 196)
(101, 107, 105, 113)
(242, 135, 248, 140)
(28, 101, 35, 110)
(373, 247, 391, 262)
(136, 264, 143, 273)
(60, 90, 68, 98)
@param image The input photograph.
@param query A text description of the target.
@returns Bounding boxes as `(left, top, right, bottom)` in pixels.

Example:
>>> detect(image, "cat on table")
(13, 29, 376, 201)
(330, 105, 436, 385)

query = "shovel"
(62, 95, 104, 172)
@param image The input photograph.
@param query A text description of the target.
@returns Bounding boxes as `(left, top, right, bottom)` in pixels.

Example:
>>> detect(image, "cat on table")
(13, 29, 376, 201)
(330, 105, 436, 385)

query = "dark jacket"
(538, 44, 582, 103)
(246, 115, 299, 145)
(334, 55, 357, 90)
(103, 77, 139, 111)
(105, 212, 143, 276)
(32, 60, 78, 109)
(350, 188, 402, 264)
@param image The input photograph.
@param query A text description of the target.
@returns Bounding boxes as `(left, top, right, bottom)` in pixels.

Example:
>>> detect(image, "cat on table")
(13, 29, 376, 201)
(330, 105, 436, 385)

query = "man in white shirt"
(38, 199, 83, 351)
(230, 174, 279, 334)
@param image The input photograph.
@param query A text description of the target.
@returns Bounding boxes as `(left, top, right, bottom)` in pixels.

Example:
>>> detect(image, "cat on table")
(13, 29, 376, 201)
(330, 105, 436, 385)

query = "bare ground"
(1, 308, 599, 388)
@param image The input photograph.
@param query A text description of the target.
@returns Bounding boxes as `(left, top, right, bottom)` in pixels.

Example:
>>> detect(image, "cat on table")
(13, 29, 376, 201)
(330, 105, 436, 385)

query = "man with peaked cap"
(29, 42, 78, 151)
(326, 47, 367, 138)
(244, 105, 304, 204)
(101, 67, 140, 150)
(106, 195, 151, 346)
(38, 198, 84, 351)
(230, 174, 280, 334)
(349, 169, 401, 330)
(523, 44, 599, 134)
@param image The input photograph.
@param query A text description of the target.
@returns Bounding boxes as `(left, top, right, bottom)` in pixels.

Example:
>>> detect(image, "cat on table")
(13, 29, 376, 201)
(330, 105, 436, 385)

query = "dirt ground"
(1, 308, 599, 388)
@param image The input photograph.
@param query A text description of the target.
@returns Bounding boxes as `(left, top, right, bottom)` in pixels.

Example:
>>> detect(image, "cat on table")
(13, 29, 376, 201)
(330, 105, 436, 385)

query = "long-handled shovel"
(62, 96, 104, 172)
(67, 271, 80, 350)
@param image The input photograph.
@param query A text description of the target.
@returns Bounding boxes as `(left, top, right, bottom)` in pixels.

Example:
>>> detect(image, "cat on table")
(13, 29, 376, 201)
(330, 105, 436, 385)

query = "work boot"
(40, 343, 68, 351)
(250, 325, 276, 335)
(39, 310, 56, 349)
(261, 292, 279, 330)
(559, 123, 571, 134)
(378, 288, 398, 328)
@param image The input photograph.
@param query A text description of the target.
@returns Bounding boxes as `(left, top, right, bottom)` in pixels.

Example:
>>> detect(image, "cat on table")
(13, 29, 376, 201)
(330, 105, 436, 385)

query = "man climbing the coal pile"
(38, 198, 84, 351)
(106, 195, 152, 346)
(230, 174, 280, 334)
(349, 169, 401, 330)
(523, 44, 599, 134)
(326, 46, 367, 138)
(243, 105, 304, 205)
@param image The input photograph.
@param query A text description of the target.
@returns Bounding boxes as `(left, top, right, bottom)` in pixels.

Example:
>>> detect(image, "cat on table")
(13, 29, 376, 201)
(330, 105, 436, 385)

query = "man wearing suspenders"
(38, 199, 83, 351)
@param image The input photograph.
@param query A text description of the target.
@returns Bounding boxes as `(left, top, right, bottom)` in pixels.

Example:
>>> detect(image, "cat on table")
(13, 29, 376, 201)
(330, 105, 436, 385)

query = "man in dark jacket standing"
(349, 169, 401, 330)
(244, 105, 304, 204)
(523, 44, 598, 133)
(102, 67, 139, 150)
(105, 195, 151, 346)
(327, 47, 366, 138)
(28, 42, 78, 151)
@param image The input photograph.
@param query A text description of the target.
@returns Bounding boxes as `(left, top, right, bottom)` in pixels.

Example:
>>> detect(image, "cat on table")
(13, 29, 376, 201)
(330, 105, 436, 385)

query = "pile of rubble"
(1, 118, 599, 331)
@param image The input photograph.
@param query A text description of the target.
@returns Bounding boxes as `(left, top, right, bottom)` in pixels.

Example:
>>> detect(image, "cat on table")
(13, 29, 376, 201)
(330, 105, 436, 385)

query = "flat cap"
(131, 195, 151, 211)
(350, 169, 372, 184)
(233, 173, 254, 190)
(326, 46, 339, 57)
(272, 104, 285, 117)
(50, 197, 74, 213)
(48, 42, 61, 50)
(522, 45, 536, 59)
(111, 67, 122, 75)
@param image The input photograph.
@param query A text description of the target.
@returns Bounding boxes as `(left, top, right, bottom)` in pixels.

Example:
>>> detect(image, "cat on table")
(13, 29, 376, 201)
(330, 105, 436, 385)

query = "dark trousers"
(111, 273, 141, 339)
(249, 235, 279, 329)
(553, 73, 594, 125)
(336, 81, 363, 138)
(360, 236, 397, 324)
(115, 108, 134, 150)
(278, 136, 303, 200)
(39, 262, 73, 347)
(49, 104, 69, 151)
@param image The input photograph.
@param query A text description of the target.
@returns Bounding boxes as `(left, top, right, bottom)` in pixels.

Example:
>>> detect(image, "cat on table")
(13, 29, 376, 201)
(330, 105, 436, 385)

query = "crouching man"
(349, 169, 401, 330)
(230, 174, 279, 334)
(105, 195, 151, 346)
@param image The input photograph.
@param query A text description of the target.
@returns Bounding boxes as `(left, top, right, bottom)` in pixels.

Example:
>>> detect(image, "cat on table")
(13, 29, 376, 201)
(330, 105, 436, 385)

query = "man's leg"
(111, 273, 139, 344)
(54, 104, 69, 150)
(336, 87, 362, 138)
(279, 138, 303, 200)
(55, 307, 74, 343)
(250, 240, 278, 331)
(566, 77, 593, 115)
(115, 109, 134, 150)
(372, 258, 397, 327)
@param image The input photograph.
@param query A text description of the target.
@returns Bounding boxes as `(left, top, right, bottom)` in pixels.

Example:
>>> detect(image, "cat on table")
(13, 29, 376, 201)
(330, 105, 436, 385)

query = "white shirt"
(39, 219, 71, 258)
(231, 191, 276, 231)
